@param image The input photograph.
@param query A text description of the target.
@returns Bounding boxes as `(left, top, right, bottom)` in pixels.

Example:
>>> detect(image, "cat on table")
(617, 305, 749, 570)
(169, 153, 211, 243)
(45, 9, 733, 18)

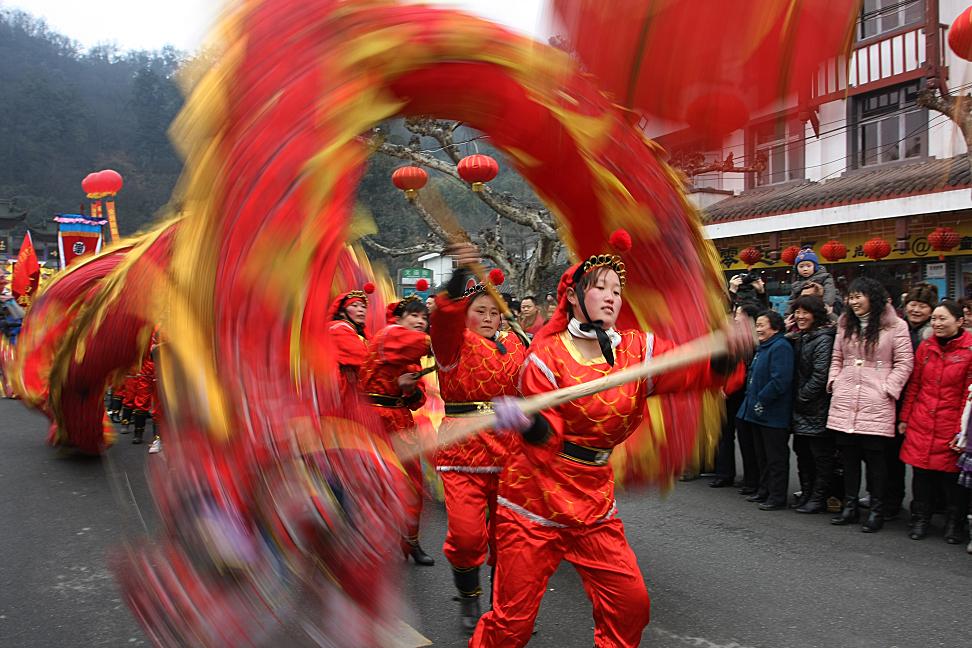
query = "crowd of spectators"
(712, 254, 972, 554)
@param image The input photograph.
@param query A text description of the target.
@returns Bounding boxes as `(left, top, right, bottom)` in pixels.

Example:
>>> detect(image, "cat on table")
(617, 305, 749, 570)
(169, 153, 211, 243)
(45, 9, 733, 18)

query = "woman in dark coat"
(737, 310, 795, 510)
(788, 296, 836, 513)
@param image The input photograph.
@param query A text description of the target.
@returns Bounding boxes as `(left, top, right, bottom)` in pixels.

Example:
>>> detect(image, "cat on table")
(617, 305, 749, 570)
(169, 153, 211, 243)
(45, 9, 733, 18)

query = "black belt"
(444, 401, 494, 416)
(368, 393, 406, 408)
(559, 440, 612, 467)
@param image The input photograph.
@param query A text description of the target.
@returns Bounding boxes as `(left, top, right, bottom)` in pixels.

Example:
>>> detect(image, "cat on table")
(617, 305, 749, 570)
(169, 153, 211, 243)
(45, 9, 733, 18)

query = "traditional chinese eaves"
(702, 154, 972, 224)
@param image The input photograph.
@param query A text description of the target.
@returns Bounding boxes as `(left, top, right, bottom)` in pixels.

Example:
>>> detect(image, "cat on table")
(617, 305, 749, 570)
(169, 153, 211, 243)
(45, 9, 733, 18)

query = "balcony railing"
(812, 23, 946, 103)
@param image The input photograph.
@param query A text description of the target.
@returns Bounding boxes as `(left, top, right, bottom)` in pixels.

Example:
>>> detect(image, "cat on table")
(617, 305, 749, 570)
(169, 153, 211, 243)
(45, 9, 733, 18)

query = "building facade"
(652, 0, 972, 304)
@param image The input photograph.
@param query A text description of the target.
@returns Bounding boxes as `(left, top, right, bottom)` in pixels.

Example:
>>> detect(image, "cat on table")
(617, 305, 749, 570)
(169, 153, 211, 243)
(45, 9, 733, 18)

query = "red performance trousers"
(469, 507, 650, 648)
(440, 470, 499, 569)
(401, 455, 424, 542)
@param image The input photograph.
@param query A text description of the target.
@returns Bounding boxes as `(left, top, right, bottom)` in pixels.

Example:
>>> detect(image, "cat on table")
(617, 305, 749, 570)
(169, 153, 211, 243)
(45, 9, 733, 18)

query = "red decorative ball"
(608, 228, 632, 253)
(819, 240, 847, 262)
(780, 245, 801, 266)
(488, 268, 505, 286)
(362, 282, 375, 294)
(863, 237, 891, 261)
(927, 226, 960, 260)
(949, 6, 972, 62)
(738, 246, 762, 268)
(457, 154, 499, 190)
(100, 169, 124, 194)
(415, 278, 429, 292)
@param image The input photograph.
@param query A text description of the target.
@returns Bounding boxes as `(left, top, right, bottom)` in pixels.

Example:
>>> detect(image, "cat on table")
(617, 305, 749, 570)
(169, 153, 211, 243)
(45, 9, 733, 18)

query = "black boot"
(795, 480, 828, 514)
(861, 496, 883, 533)
(908, 503, 931, 541)
(407, 541, 435, 566)
(944, 508, 969, 545)
(132, 410, 147, 444)
(120, 406, 133, 427)
(452, 566, 482, 634)
(791, 476, 813, 509)
(830, 497, 859, 525)
(107, 395, 122, 419)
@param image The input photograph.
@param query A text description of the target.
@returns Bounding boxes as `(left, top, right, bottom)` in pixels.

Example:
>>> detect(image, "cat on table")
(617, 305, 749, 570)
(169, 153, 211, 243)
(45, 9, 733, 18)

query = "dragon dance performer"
(431, 245, 528, 632)
(470, 239, 754, 648)
(324, 283, 375, 396)
(359, 291, 435, 566)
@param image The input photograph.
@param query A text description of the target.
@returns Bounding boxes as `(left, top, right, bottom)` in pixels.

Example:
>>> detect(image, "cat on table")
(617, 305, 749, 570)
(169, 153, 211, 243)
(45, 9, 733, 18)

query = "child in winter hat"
(789, 247, 836, 307)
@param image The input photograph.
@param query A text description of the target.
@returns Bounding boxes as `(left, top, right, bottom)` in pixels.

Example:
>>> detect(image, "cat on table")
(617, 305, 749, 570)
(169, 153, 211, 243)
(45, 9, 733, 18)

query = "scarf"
(568, 317, 622, 365)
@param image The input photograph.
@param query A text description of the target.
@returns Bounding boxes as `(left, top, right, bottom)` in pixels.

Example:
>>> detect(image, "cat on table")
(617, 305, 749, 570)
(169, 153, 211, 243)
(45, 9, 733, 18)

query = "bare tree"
(364, 118, 565, 295)
(917, 83, 972, 152)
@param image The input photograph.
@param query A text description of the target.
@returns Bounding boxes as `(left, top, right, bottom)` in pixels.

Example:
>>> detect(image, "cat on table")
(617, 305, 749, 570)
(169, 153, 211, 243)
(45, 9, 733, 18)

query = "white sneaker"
(148, 437, 162, 454)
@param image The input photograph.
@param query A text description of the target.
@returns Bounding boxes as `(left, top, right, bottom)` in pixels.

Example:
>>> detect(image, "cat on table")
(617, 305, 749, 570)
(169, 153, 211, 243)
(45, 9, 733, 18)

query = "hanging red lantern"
(391, 166, 429, 199)
(738, 246, 762, 268)
(100, 169, 124, 195)
(457, 154, 499, 192)
(81, 172, 99, 196)
(780, 245, 801, 266)
(863, 237, 891, 261)
(927, 226, 960, 261)
(949, 6, 972, 62)
(820, 240, 847, 263)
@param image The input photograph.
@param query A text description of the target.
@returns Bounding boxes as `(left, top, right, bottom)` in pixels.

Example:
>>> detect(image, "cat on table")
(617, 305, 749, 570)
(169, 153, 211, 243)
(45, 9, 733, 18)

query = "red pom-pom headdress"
(415, 278, 429, 292)
(462, 267, 506, 299)
(328, 282, 375, 320)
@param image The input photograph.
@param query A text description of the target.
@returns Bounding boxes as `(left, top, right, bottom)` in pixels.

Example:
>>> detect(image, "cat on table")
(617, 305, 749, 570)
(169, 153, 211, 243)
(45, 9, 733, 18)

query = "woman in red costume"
(358, 291, 435, 565)
(470, 244, 754, 648)
(431, 246, 528, 632)
(324, 284, 374, 395)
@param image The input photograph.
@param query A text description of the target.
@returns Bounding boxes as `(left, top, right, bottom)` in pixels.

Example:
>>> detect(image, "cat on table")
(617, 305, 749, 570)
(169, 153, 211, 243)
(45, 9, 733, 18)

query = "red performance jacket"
(506, 330, 720, 526)
(359, 324, 431, 441)
(430, 295, 527, 471)
(900, 330, 972, 472)
(327, 319, 369, 394)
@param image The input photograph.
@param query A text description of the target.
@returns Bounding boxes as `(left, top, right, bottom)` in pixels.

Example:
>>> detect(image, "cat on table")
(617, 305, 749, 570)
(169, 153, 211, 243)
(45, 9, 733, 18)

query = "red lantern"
(863, 237, 891, 261)
(391, 166, 428, 199)
(949, 6, 972, 62)
(780, 245, 801, 266)
(927, 226, 960, 261)
(457, 154, 499, 192)
(100, 169, 124, 195)
(738, 246, 762, 268)
(820, 240, 847, 263)
(81, 172, 98, 196)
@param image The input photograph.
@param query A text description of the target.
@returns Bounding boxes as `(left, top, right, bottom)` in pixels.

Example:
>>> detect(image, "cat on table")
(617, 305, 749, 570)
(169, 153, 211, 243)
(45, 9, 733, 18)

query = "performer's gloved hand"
(492, 396, 551, 444)
(492, 396, 531, 431)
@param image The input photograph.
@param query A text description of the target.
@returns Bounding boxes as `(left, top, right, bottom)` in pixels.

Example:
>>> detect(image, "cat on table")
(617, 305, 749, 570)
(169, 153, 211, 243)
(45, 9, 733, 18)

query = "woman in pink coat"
(827, 277, 913, 533)
(899, 300, 972, 544)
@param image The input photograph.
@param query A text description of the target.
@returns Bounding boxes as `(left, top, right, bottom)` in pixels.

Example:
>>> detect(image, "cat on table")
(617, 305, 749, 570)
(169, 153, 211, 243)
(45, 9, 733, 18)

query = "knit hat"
(904, 282, 938, 308)
(794, 248, 819, 272)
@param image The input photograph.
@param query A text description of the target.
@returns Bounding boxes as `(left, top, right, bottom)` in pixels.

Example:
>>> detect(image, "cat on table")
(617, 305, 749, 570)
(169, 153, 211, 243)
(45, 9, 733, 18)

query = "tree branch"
(360, 237, 438, 257)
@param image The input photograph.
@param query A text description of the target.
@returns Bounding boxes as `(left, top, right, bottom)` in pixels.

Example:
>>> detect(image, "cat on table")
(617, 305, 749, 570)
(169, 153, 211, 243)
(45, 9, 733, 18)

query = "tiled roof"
(702, 155, 972, 224)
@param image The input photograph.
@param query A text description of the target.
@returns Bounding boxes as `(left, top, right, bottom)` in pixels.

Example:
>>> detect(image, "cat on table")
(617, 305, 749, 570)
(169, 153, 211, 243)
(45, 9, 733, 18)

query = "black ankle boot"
(795, 493, 827, 514)
(861, 496, 883, 533)
(408, 542, 435, 566)
(108, 395, 122, 418)
(120, 406, 133, 426)
(830, 497, 859, 525)
(944, 509, 969, 545)
(791, 476, 813, 509)
(132, 410, 147, 444)
(452, 566, 482, 634)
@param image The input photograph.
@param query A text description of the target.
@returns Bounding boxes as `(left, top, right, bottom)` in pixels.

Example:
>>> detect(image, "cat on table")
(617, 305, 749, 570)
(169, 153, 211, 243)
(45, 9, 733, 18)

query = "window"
(860, 0, 923, 40)
(855, 82, 926, 167)
(752, 118, 805, 186)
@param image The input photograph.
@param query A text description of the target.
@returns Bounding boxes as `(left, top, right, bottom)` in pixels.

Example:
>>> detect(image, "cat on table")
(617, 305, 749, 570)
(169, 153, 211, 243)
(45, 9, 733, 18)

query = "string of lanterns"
(391, 153, 500, 199)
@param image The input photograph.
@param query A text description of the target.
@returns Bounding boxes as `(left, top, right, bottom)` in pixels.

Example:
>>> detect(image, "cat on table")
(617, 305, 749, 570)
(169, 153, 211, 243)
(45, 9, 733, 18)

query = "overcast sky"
(6, 0, 545, 52)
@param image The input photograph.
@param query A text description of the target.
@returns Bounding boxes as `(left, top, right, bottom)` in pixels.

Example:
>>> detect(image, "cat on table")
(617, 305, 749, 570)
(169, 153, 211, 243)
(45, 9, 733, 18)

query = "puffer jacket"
(789, 267, 837, 306)
(899, 330, 972, 472)
(826, 303, 913, 437)
(790, 325, 836, 436)
(737, 331, 794, 429)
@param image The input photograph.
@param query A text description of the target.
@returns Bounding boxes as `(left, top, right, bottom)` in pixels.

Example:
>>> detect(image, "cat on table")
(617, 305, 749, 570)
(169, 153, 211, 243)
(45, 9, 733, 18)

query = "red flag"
(12, 231, 40, 301)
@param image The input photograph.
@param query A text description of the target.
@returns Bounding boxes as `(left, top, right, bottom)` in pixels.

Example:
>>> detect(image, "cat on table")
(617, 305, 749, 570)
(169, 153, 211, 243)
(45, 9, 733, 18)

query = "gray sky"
(6, 0, 545, 52)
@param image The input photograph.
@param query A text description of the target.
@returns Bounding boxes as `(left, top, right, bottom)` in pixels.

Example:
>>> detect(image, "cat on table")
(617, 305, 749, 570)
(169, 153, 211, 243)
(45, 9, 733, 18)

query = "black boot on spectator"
(861, 497, 883, 533)
(943, 508, 969, 545)
(831, 497, 859, 525)
(791, 477, 813, 509)
(795, 482, 828, 514)
(909, 503, 931, 540)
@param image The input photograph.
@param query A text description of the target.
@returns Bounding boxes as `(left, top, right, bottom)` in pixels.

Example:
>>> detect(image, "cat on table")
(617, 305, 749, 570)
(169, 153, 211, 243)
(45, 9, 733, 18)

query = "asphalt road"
(0, 397, 969, 648)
